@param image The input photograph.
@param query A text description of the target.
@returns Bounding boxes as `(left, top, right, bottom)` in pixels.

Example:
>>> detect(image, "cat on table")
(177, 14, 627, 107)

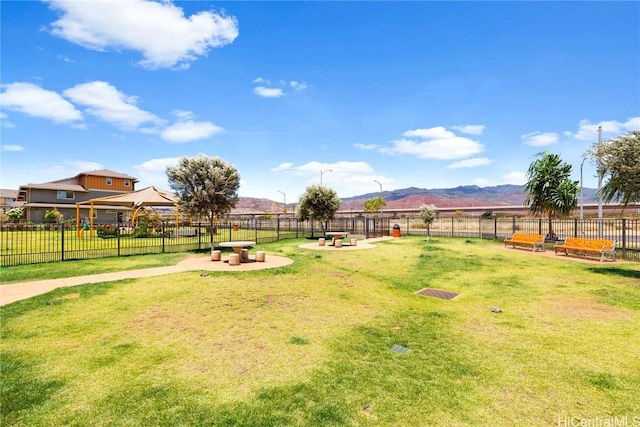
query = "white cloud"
(290, 81, 308, 91)
(252, 78, 307, 98)
(271, 162, 293, 172)
(452, 124, 485, 135)
(58, 55, 75, 63)
(161, 120, 224, 143)
(254, 86, 284, 98)
(381, 126, 484, 160)
(521, 131, 559, 147)
(0, 112, 15, 128)
(472, 178, 493, 187)
(0, 82, 82, 123)
(381, 138, 484, 160)
(446, 157, 492, 169)
(563, 116, 640, 141)
(48, 0, 238, 70)
(293, 161, 374, 176)
(403, 126, 455, 139)
(2, 144, 25, 152)
(133, 157, 181, 189)
(63, 81, 160, 130)
(354, 143, 379, 150)
(502, 172, 527, 185)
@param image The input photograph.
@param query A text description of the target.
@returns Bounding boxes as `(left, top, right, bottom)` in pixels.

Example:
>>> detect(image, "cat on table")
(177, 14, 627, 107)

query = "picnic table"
(325, 232, 349, 246)
(219, 241, 257, 262)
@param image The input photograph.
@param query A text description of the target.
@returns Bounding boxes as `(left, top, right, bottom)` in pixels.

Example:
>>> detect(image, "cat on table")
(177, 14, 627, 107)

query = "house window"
(124, 179, 130, 187)
(106, 177, 113, 185)
(57, 191, 74, 200)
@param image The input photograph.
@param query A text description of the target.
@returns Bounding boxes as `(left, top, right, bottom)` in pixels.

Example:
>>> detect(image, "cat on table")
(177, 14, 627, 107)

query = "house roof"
(18, 183, 89, 192)
(51, 169, 139, 184)
(76, 186, 178, 207)
(0, 189, 18, 199)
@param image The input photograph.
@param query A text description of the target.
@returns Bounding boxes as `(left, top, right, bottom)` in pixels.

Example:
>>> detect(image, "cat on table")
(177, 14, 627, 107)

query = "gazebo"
(75, 186, 179, 238)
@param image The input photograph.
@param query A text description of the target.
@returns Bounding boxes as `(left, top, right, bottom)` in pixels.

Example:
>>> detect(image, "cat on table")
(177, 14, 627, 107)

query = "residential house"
(16, 169, 138, 223)
(0, 189, 18, 212)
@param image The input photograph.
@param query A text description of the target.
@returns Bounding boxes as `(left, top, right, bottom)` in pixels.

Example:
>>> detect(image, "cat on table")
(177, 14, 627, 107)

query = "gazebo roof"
(76, 186, 178, 207)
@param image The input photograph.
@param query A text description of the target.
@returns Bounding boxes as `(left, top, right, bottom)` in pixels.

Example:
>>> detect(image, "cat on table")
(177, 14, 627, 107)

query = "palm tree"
(524, 151, 579, 241)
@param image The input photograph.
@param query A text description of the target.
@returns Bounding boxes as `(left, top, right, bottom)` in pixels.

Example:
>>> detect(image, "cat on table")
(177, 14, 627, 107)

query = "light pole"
(597, 126, 603, 237)
(580, 156, 586, 221)
(277, 190, 286, 212)
(320, 169, 332, 186)
(374, 179, 382, 193)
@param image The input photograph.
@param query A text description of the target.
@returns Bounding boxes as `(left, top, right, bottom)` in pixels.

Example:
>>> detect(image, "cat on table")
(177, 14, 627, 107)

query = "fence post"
(494, 217, 497, 240)
(60, 222, 65, 261)
(538, 219, 542, 236)
(255, 218, 259, 242)
(621, 218, 627, 258)
(117, 224, 121, 256)
(573, 218, 578, 238)
(512, 217, 516, 235)
(161, 221, 165, 253)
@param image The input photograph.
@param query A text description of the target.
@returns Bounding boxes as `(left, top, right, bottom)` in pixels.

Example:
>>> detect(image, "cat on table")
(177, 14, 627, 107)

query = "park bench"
(553, 237, 617, 262)
(504, 233, 545, 252)
(172, 228, 198, 238)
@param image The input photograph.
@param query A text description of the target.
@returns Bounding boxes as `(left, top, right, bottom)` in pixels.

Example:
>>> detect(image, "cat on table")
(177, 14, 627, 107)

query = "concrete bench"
(554, 237, 616, 262)
(172, 228, 198, 238)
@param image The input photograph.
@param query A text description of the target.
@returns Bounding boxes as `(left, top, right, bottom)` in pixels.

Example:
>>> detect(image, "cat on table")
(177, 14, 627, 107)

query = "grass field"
(1, 237, 639, 426)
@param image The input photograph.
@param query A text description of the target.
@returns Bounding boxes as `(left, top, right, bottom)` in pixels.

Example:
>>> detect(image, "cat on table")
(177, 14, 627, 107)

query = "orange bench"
(504, 233, 545, 252)
(553, 237, 617, 262)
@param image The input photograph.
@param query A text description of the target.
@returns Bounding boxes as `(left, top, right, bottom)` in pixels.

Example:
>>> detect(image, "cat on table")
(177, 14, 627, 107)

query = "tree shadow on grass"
(586, 267, 640, 280)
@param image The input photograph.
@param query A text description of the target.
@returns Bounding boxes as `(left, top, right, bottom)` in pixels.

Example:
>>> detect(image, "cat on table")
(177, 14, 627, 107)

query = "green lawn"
(1, 237, 639, 426)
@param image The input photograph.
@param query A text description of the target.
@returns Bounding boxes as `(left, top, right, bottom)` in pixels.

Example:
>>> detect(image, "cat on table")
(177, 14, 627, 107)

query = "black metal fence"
(1, 216, 638, 266)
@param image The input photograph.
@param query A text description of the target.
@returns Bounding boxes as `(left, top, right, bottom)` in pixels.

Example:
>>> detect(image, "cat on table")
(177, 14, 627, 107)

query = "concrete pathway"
(1, 237, 396, 307)
(1, 254, 293, 307)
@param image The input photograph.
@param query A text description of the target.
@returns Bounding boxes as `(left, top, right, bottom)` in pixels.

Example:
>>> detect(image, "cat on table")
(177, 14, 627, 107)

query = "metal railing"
(1, 216, 638, 266)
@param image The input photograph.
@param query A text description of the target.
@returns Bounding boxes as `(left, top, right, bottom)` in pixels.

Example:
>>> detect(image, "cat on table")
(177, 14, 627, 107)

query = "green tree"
(419, 204, 437, 239)
(166, 155, 240, 247)
(587, 130, 640, 206)
(296, 185, 341, 235)
(6, 207, 24, 223)
(524, 151, 578, 240)
(44, 209, 64, 223)
(363, 196, 386, 216)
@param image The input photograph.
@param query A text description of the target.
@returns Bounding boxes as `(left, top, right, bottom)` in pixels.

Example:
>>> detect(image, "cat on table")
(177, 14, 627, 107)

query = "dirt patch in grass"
(536, 295, 634, 321)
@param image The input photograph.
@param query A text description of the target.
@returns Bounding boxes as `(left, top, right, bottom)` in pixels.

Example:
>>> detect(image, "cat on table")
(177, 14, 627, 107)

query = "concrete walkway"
(1, 237, 396, 307)
(0, 254, 293, 307)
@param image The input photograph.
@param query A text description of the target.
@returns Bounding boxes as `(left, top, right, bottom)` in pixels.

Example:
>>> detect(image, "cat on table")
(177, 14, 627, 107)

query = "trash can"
(392, 224, 401, 238)
(233, 224, 239, 231)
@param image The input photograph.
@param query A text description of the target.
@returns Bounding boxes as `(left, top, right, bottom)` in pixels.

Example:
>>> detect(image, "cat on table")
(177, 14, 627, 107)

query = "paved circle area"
(177, 253, 294, 271)
(298, 236, 394, 251)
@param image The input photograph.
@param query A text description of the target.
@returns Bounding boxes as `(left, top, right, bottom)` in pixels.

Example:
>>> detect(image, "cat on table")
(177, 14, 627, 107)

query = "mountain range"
(234, 185, 600, 213)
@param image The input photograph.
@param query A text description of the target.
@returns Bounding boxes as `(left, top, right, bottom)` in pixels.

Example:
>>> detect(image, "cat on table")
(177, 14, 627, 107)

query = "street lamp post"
(597, 126, 603, 238)
(374, 180, 382, 193)
(320, 169, 332, 186)
(277, 190, 286, 212)
(580, 156, 586, 221)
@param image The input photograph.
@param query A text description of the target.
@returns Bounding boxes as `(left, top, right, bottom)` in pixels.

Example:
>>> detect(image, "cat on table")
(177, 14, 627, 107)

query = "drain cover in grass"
(416, 288, 459, 300)
(390, 344, 409, 354)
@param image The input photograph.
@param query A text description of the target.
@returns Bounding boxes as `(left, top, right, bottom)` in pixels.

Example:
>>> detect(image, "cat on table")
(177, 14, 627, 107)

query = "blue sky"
(1, 1, 639, 202)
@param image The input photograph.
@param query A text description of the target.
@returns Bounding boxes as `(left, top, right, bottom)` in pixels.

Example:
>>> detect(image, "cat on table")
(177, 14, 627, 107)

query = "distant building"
(16, 169, 138, 223)
(0, 189, 18, 211)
